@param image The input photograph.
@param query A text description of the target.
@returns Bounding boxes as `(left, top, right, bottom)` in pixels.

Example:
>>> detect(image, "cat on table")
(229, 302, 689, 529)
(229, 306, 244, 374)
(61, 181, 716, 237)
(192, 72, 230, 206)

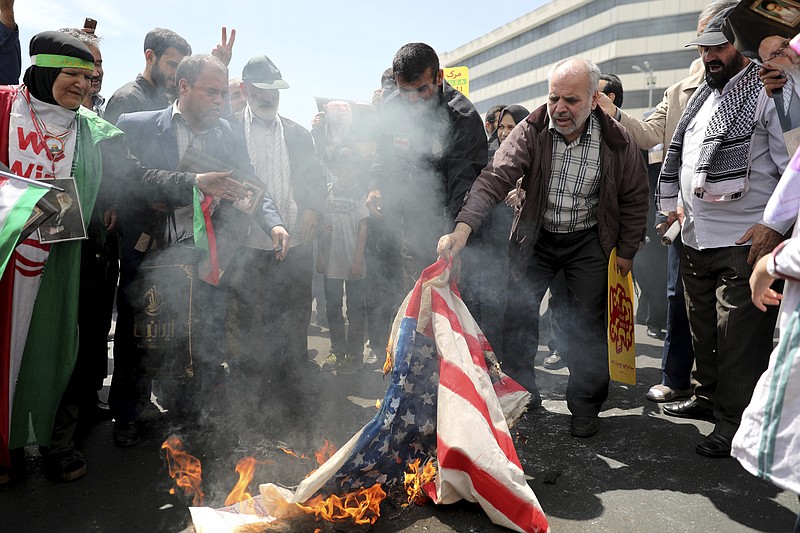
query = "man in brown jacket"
(438, 58, 648, 438)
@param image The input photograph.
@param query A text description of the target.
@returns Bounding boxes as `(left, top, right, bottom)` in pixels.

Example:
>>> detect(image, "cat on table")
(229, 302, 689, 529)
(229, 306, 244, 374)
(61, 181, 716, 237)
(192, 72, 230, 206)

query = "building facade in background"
(440, 0, 708, 120)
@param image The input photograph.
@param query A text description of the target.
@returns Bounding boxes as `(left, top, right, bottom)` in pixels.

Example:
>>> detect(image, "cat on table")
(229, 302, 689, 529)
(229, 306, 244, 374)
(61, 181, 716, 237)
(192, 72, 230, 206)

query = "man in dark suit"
(109, 54, 288, 447)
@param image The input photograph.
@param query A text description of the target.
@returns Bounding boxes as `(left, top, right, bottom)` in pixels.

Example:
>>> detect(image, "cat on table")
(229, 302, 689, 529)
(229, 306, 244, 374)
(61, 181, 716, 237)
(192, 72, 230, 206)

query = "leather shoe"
(570, 416, 599, 438)
(662, 398, 714, 420)
(543, 350, 566, 370)
(696, 432, 732, 458)
(646, 326, 665, 340)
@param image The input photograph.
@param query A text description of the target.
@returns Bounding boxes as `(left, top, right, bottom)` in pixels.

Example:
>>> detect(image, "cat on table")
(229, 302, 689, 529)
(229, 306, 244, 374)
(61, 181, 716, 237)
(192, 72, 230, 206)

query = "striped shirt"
(543, 113, 602, 233)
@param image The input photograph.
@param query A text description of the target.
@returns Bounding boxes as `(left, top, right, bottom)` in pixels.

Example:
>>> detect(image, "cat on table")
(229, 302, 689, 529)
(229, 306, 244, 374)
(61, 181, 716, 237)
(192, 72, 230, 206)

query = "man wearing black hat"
(656, 8, 794, 458)
(227, 55, 326, 380)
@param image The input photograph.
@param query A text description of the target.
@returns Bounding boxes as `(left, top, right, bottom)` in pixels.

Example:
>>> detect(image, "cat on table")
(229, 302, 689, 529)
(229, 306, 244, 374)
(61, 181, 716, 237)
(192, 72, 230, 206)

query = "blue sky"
(17, 0, 548, 126)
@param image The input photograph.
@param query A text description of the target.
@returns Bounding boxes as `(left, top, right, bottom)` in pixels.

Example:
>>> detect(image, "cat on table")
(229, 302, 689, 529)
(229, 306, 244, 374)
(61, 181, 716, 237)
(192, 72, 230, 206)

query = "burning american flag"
(192, 258, 548, 532)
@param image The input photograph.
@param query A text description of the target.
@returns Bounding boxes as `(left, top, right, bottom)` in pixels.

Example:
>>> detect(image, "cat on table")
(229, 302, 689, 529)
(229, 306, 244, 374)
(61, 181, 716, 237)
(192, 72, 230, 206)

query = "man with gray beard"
(438, 58, 648, 438)
(226, 55, 326, 385)
(657, 9, 793, 459)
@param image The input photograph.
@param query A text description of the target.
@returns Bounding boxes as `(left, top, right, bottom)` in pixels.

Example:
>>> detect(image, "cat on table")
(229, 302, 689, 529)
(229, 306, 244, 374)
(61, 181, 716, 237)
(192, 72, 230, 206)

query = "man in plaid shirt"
(438, 58, 648, 438)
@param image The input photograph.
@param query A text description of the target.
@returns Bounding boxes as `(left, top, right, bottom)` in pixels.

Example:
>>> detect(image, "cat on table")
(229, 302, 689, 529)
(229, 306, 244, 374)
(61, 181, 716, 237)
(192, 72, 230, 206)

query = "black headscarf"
(22, 31, 94, 108)
(498, 105, 530, 129)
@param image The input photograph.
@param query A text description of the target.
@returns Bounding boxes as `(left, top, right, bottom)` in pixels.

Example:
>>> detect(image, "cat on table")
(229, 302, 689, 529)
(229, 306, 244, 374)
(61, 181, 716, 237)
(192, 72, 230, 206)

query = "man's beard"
(151, 61, 175, 97)
(250, 101, 277, 121)
(550, 105, 591, 140)
(705, 54, 746, 90)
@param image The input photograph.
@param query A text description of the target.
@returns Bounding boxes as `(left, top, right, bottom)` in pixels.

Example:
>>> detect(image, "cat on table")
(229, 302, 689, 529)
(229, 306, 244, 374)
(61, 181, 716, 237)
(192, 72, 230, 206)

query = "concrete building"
(440, 0, 709, 120)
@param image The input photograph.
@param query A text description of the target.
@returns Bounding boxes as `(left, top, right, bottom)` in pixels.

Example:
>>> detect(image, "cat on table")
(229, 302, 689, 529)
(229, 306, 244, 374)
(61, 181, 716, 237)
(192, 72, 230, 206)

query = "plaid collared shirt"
(542, 112, 602, 233)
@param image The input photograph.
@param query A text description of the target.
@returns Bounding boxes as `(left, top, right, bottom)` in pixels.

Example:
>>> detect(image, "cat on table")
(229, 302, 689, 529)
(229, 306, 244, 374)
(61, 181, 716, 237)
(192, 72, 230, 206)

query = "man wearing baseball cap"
(227, 55, 326, 395)
(657, 7, 794, 459)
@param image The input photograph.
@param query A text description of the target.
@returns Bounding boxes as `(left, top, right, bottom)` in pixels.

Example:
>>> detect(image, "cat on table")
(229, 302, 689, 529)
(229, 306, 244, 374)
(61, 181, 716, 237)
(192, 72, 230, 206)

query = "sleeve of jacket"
(444, 110, 489, 221)
(99, 133, 195, 206)
(455, 121, 532, 233)
(615, 132, 650, 260)
(285, 120, 327, 214)
(618, 90, 668, 150)
(104, 92, 143, 129)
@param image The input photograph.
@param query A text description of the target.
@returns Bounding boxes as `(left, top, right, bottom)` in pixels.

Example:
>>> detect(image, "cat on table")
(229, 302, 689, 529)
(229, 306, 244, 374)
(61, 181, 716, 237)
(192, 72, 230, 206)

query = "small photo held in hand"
(38, 177, 87, 243)
(232, 180, 263, 216)
(752, 0, 800, 27)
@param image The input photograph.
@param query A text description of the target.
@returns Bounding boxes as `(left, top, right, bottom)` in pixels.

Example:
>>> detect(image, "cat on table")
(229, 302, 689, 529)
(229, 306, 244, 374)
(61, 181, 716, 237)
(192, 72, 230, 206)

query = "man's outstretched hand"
(437, 222, 472, 259)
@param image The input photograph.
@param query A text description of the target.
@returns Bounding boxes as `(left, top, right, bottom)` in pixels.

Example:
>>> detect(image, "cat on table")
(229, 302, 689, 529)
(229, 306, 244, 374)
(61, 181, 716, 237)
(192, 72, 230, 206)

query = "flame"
(375, 399, 381, 409)
(161, 436, 204, 506)
(298, 484, 386, 525)
(281, 447, 307, 460)
(314, 440, 337, 466)
(224, 457, 258, 506)
(403, 458, 437, 506)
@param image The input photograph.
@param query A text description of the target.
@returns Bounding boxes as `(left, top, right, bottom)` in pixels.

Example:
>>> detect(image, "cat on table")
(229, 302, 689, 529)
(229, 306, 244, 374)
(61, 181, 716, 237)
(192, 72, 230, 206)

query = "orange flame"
(224, 457, 258, 506)
(297, 484, 386, 525)
(161, 436, 204, 506)
(403, 458, 437, 506)
(314, 440, 337, 466)
(281, 447, 307, 460)
(375, 399, 381, 409)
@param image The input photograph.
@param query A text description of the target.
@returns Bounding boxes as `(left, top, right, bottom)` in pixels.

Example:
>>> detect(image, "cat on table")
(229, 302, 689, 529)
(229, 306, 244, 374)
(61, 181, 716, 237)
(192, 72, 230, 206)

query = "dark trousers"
(226, 244, 313, 373)
(324, 277, 366, 356)
(681, 245, 777, 439)
(460, 204, 512, 356)
(503, 227, 609, 417)
(660, 236, 694, 389)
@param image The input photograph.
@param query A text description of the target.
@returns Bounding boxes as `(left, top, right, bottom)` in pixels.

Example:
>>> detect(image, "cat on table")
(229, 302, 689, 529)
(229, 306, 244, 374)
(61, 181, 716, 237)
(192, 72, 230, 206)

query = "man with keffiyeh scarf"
(657, 8, 795, 459)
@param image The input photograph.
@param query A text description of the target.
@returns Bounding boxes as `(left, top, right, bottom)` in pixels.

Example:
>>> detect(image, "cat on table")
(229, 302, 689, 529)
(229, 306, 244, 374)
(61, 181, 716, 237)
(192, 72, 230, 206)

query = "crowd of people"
(0, 0, 798, 528)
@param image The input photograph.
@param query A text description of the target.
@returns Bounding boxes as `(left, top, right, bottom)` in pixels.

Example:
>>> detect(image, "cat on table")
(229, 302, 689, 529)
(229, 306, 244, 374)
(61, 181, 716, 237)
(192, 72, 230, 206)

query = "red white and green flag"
(193, 188, 220, 285)
(0, 177, 48, 279)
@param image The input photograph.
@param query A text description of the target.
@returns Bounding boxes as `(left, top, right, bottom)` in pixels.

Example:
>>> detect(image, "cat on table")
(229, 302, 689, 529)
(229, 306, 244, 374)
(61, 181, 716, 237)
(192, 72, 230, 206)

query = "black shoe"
(508, 370, 542, 409)
(662, 398, 714, 420)
(646, 326, 665, 340)
(570, 416, 599, 438)
(113, 422, 141, 448)
(695, 432, 732, 458)
(44, 451, 87, 482)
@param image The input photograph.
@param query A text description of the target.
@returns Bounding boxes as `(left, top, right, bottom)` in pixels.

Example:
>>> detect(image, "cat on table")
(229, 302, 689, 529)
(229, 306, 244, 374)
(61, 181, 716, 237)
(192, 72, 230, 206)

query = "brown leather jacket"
(455, 105, 648, 281)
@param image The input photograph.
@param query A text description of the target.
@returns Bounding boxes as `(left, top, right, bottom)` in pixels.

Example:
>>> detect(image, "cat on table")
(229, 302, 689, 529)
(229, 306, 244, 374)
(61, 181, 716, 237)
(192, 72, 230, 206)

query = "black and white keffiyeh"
(657, 63, 762, 211)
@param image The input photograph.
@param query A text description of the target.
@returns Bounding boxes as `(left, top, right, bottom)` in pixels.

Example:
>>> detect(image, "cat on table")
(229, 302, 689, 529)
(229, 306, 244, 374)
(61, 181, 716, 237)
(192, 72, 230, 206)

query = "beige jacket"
(618, 68, 705, 150)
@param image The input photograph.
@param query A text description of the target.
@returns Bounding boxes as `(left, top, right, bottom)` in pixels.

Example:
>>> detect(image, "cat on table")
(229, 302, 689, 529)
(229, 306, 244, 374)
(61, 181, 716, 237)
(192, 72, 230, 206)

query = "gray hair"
(57, 28, 99, 47)
(547, 58, 601, 97)
(698, 0, 738, 29)
(176, 54, 228, 86)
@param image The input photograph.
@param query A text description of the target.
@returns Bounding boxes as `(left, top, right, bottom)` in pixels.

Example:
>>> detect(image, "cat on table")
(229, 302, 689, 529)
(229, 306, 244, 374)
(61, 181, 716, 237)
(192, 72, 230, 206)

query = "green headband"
(30, 54, 93, 71)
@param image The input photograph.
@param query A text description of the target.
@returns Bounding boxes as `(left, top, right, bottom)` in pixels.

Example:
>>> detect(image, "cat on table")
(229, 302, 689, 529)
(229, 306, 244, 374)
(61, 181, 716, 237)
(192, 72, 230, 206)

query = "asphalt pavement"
(0, 319, 797, 533)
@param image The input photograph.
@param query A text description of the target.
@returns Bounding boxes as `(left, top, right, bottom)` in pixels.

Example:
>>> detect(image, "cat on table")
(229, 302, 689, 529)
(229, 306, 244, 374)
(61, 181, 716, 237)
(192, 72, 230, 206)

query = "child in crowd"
(317, 145, 370, 373)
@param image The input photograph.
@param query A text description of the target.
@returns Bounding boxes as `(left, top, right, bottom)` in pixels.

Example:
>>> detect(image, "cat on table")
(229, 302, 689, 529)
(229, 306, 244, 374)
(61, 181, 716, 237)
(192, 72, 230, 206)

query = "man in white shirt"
(658, 11, 793, 459)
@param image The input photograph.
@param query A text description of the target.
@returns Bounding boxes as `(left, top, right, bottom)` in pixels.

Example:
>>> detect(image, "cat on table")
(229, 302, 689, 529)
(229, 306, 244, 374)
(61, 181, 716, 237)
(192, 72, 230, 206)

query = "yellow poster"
(443, 66, 469, 99)
(607, 248, 636, 384)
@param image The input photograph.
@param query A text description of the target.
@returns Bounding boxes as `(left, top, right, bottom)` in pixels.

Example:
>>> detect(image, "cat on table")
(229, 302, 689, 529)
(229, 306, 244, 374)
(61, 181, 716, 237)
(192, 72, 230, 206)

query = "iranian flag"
(193, 188, 219, 285)
(0, 177, 48, 279)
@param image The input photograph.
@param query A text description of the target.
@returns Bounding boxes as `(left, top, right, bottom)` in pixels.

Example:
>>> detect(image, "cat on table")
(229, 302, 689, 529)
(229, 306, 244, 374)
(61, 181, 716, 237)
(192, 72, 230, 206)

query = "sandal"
(45, 452, 87, 483)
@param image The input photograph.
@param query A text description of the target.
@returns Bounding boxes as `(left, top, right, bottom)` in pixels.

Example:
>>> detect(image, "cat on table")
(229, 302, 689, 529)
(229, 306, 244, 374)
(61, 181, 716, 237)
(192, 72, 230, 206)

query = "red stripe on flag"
(405, 260, 449, 319)
(437, 442, 549, 533)
(439, 358, 521, 467)
(430, 291, 488, 370)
